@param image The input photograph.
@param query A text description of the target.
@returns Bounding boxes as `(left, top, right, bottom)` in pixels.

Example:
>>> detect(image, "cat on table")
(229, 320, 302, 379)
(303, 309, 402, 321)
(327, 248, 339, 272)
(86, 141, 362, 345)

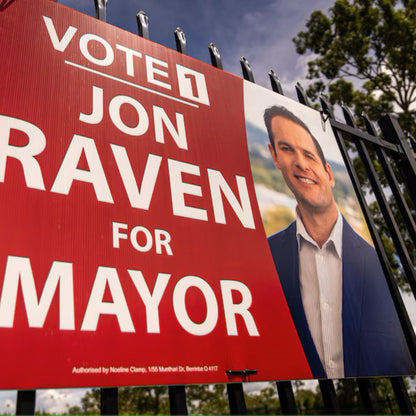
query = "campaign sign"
(0, 0, 310, 388)
(244, 81, 415, 379)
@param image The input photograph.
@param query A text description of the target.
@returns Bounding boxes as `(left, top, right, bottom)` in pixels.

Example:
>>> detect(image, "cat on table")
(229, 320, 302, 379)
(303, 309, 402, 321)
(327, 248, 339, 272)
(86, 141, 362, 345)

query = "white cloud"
(35, 388, 88, 414)
(218, 0, 335, 93)
(0, 391, 16, 415)
(0, 388, 91, 414)
(59, 0, 336, 97)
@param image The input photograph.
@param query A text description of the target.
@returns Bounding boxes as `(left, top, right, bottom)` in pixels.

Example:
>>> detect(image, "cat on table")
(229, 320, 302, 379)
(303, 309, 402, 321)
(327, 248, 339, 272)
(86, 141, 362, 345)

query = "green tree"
(335, 379, 363, 413)
(67, 387, 169, 415)
(67, 379, 414, 414)
(68, 389, 100, 414)
(294, 0, 416, 291)
(118, 386, 169, 415)
(294, 383, 325, 414)
(335, 377, 409, 414)
(186, 384, 229, 414)
(293, 0, 416, 136)
(245, 384, 281, 414)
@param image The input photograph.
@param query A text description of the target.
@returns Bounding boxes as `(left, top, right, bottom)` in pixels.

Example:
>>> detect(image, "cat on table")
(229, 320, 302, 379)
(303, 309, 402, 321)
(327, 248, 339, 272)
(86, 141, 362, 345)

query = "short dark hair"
(264, 105, 326, 166)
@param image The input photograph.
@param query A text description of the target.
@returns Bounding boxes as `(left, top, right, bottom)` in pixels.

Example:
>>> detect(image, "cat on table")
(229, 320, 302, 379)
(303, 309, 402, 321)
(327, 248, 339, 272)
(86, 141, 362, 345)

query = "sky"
(0, 0, 341, 413)
(57, 0, 335, 95)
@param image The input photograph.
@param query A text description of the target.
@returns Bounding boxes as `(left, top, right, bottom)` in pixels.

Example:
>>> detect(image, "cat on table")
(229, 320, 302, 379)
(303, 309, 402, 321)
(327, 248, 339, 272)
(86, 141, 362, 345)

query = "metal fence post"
(390, 376, 415, 415)
(170, 24, 190, 415)
(168, 385, 188, 415)
(100, 387, 118, 415)
(318, 379, 341, 414)
(357, 378, 381, 414)
(16, 390, 36, 415)
(226, 383, 247, 415)
(276, 381, 298, 414)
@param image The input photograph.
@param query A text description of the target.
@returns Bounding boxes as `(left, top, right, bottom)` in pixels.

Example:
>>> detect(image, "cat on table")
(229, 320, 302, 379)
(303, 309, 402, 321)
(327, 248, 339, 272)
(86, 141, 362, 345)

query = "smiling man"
(264, 105, 414, 378)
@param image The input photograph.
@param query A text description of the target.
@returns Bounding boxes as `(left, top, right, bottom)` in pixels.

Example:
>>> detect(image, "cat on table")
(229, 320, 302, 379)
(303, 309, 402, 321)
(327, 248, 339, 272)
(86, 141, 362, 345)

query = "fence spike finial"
(319, 94, 335, 119)
(341, 104, 357, 128)
(208, 42, 223, 69)
(174, 27, 187, 54)
(268, 69, 284, 95)
(136, 11, 149, 38)
(295, 82, 310, 107)
(240, 56, 255, 82)
(94, 0, 107, 21)
(361, 113, 378, 136)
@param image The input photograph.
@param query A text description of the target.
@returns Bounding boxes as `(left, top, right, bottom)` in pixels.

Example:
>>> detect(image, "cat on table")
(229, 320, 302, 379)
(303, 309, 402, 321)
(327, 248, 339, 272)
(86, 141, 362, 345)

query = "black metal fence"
(13, 0, 416, 413)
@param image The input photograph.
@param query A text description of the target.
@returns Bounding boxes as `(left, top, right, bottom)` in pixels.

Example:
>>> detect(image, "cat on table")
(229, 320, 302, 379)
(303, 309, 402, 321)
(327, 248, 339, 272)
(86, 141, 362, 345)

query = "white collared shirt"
(296, 210, 344, 378)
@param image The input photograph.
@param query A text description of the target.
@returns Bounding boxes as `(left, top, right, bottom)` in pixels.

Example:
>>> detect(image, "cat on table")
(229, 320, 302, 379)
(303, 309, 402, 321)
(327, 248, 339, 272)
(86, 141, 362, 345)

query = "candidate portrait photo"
(244, 81, 415, 379)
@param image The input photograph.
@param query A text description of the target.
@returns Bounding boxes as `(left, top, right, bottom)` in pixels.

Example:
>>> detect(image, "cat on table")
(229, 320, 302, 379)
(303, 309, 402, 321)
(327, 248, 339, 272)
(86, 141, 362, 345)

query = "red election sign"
(0, 0, 311, 388)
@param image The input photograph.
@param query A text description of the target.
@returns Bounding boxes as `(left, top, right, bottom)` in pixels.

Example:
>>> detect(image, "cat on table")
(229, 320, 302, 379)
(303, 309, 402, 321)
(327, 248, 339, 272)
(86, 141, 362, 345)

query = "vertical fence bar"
(100, 387, 118, 415)
(378, 115, 416, 204)
(268, 74, 300, 416)
(227, 383, 247, 415)
(16, 390, 36, 415)
(363, 115, 416, 247)
(296, 89, 340, 416)
(276, 381, 298, 414)
(357, 378, 380, 414)
(390, 376, 415, 415)
(396, 158, 416, 218)
(168, 385, 188, 415)
(94, 17, 107, 395)
(410, 135, 416, 152)
(320, 97, 416, 363)
(341, 107, 416, 369)
(166, 7, 187, 390)
(318, 379, 341, 414)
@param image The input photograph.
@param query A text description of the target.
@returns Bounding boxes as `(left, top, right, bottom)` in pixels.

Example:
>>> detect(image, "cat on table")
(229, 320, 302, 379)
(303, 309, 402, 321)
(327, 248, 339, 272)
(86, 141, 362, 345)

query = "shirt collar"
(296, 208, 343, 258)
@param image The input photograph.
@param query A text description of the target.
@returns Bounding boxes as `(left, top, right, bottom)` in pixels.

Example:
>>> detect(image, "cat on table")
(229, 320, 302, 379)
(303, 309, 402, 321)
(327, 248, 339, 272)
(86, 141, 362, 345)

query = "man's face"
(268, 115, 335, 214)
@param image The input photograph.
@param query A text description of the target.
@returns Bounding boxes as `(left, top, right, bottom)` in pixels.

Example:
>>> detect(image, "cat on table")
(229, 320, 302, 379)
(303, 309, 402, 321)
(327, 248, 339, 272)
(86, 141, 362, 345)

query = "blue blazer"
(268, 218, 414, 378)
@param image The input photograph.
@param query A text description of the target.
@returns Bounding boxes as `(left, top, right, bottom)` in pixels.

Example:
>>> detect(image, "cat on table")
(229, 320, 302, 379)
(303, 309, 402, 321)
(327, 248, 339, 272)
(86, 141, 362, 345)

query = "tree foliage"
(245, 384, 281, 414)
(186, 384, 229, 414)
(293, 0, 416, 135)
(65, 378, 416, 415)
(67, 387, 169, 415)
(294, 0, 416, 291)
(68, 389, 100, 415)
